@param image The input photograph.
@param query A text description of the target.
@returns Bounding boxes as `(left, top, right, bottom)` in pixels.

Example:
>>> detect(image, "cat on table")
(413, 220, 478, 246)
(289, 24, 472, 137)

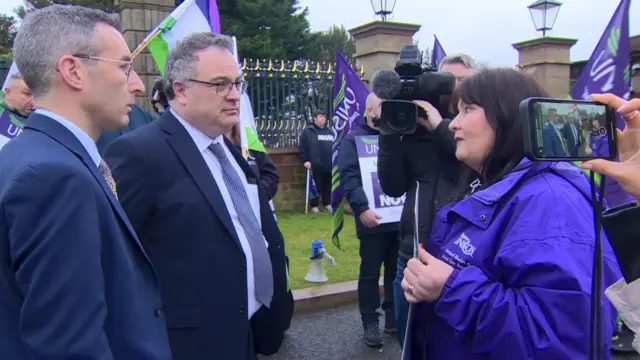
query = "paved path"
(262, 302, 639, 360)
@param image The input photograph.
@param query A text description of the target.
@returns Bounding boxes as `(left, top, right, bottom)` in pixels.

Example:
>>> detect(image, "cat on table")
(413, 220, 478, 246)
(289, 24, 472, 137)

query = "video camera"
(372, 44, 456, 135)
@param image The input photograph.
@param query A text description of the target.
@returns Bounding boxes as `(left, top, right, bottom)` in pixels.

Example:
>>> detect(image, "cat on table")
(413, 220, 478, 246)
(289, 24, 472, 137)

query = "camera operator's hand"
(359, 209, 382, 228)
(581, 94, 640, 201)
(304, 161, 311, 170)
(413, 100, 444, 131)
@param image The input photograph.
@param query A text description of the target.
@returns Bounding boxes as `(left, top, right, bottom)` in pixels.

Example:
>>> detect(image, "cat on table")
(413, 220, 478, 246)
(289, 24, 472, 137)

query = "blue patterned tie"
(208, 143, 273, 308)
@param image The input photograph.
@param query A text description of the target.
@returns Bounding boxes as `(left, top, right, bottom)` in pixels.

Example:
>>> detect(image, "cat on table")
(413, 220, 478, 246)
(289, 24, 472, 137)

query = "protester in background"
(402, 68, 621, 359)
(582, 93, 640, 354)
(151, 77, 169, 115)
(2, 73, 34, 118)
(103, 32, 293, 359)
(96, 102, 156, 155)
(299, 110, 333, 212)
(0, 5, 172, 359)
(376, 55, 475, 350)
(338, 93, 399, 347)
(0, 73, 34, 149)
(226, 122, 279, 200)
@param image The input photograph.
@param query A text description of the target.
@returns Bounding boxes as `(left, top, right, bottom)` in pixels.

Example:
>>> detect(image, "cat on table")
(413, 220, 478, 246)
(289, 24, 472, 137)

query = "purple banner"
(570, 0, 632, 208)
(195, 0, 220, 34)
(431, 35, 447, 69)
(330, 52, 369, 249)
(0, 108, 24, 140)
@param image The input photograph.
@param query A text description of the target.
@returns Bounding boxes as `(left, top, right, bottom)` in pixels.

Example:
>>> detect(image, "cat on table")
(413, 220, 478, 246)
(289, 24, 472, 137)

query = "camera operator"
(376, 54, 476, 347)
(582, 93, 640, 354)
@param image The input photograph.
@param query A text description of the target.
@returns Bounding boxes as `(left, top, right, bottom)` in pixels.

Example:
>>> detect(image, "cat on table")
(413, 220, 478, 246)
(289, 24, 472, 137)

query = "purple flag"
(570, 0, 632, 208)
(195, 0, 221, 34)
(330, 52, 369, 249)
(431, 35, 447, 69)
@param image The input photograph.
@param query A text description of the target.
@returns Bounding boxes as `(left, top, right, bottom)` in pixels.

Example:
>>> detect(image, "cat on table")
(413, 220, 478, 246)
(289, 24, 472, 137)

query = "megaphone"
(304, 240, 335, 283)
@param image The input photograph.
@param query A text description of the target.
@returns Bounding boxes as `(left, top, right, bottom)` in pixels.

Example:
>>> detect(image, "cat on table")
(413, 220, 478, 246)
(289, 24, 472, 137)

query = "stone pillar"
(115, 0, 175, 110)
(348, 21, 421, 86)
(512, 37, 578, 98)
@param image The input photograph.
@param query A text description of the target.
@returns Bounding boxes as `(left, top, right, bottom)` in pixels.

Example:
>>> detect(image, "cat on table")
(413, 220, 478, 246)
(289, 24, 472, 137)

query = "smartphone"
(520, 98, 618, 161)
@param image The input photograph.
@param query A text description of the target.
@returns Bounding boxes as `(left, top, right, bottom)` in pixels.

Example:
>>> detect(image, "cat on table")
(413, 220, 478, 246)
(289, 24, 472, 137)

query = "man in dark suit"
(104, 32, 293, 360)
(96, 103, 156, 155)
(0, 5, 172, 359)
(542, 108, 567, 157)
(562, 113, 582, 157)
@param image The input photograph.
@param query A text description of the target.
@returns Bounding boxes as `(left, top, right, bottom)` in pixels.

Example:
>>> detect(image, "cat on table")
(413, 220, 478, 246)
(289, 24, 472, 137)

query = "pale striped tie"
(208, 143, 273, 307)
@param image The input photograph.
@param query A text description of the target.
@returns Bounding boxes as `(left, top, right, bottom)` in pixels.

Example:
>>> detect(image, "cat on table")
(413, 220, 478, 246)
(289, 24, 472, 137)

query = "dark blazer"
(0, 113, 171, 359)
(96, 104, 156, 156)
(542, 123, 566, 157)
(562, 122, 582, 157)
(103, 111, 293, 360)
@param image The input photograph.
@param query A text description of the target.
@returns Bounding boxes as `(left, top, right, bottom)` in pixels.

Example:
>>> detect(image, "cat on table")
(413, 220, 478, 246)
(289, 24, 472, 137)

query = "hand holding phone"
(520, 98, 618, 161)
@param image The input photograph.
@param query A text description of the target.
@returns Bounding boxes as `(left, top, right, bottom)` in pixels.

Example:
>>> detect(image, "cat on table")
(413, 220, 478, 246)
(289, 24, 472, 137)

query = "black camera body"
(377, 44, 456, 135)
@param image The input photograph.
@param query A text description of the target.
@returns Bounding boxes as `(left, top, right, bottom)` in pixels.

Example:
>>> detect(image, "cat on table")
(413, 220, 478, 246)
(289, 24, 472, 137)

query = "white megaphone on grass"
(304, 240, 335, 283)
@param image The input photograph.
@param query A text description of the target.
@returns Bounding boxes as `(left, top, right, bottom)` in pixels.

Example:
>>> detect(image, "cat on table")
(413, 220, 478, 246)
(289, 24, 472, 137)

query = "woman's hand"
(401, 245, 454, 303)
(581, 94, 640, 201)
(413, 100, 444, 131)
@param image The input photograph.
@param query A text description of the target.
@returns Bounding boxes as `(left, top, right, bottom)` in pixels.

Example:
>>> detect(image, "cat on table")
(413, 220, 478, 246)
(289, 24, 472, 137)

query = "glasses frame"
(72, 54, 133, 79)
(188, 78, 247, 97)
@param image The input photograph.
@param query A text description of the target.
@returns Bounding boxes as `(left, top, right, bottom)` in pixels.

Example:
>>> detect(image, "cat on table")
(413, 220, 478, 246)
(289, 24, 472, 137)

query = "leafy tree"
(0, 14, 17, 55)
(216, 0, 315, 61)
(309, 25, 355, 64)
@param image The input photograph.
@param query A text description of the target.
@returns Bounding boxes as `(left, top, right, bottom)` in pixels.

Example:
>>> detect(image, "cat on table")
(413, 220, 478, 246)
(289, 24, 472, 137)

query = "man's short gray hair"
(12, 4, 120, 98)
(439, 53, 476, 71)
(164, 32, 234, 101)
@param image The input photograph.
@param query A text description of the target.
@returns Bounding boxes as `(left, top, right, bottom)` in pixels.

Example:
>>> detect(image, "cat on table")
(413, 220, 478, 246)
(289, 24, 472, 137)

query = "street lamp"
(370, 0, 396, 21)
(528, 0, 562, 37)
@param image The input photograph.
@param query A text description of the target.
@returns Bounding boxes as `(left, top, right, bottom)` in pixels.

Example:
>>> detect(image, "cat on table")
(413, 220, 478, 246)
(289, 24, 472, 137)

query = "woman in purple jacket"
(401, 68, 623, 359)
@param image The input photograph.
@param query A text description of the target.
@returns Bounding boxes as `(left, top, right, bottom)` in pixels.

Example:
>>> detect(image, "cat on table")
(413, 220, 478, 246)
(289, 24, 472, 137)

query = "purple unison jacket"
(410, 159, 622, 359)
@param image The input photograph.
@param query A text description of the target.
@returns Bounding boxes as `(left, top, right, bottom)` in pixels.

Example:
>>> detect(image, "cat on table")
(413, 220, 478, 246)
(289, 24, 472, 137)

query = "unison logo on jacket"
(317, 134, 334, 142)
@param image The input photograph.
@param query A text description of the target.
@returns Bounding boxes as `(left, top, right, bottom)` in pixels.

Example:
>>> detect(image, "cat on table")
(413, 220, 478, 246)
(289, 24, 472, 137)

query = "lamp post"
(370, 0, 396, 21)
(527, 0, 562, 37)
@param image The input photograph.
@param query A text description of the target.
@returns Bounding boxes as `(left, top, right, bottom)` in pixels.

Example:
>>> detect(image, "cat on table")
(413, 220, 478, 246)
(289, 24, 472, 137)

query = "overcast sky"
(1, 0, 638, 66)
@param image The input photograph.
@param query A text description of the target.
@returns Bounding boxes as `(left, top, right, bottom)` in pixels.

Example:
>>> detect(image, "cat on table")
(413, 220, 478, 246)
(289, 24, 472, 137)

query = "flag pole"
(305, 168, 310, 215)
(131, 29, 162, 59)
(231, 35, 249, 160)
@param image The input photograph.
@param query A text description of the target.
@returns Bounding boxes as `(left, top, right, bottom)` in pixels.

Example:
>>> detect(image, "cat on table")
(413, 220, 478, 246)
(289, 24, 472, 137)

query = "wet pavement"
(261, 301, 639, 360)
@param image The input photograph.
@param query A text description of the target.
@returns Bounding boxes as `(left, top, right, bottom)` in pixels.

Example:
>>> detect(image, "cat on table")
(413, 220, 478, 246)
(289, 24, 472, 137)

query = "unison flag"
(330, 52, 369, 249)
(147, 0, 220, 75)
(570, 0, 632, 208)
(431, 35, 447, 69)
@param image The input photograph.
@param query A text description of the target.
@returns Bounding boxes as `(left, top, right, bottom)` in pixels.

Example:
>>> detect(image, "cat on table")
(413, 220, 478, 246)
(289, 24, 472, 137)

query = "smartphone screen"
(523, 99, 618, 161)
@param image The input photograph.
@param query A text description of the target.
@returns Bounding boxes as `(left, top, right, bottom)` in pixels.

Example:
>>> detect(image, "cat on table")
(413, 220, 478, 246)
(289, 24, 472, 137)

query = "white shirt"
(35, 109, 102, 167)
(171, 108, 264, 319)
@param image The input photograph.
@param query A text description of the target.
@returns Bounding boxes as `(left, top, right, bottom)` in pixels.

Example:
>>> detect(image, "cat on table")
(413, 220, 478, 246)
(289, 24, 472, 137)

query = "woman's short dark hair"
(152, 77, 169, 108)
(455, 67, 550, 195)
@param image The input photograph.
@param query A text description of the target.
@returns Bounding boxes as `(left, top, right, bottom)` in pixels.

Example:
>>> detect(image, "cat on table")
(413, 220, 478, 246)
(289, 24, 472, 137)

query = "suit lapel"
(160, 113, 245, 251)
(25, 114, 152, 265)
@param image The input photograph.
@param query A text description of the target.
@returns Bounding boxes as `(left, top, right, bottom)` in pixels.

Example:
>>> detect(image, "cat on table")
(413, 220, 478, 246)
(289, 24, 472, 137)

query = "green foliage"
(310, 25, 355, 64)
(0, 14, 17, 56)
(217, 0, 315, 61)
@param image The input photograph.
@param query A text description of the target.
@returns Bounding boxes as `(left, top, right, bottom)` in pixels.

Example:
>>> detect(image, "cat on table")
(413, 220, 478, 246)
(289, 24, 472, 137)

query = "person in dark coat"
(338, 93, 399, 347)
(226, 122, 280, 201)
(299, 110, 333, 212)
(151, 77, 169, 116)
(96, 103, 156, 155)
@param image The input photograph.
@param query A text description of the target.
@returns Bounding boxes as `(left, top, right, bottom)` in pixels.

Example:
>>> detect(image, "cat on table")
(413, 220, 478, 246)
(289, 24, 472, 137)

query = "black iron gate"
(241, 58, 336, 149)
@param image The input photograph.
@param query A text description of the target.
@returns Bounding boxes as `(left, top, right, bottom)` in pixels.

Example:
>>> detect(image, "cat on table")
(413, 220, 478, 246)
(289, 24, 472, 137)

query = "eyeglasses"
(73, 54, 134, 79)
(188, 78, 246, 97)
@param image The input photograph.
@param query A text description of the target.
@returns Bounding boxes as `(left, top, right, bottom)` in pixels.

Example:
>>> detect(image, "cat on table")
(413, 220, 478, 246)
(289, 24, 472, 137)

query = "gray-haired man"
(0, 73, 34, 149)
(103, 32, 293, 360)
(0, 4, 172, 359)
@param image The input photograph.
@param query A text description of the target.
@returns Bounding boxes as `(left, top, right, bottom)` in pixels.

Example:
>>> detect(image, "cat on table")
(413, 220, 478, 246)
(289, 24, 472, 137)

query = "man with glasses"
(103, 32, 293, 360)
(0, 5, 172, 359)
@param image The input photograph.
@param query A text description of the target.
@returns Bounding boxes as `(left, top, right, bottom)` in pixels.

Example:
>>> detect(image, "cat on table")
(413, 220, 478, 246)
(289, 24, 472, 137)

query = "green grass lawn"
(276, 210, 361, 290)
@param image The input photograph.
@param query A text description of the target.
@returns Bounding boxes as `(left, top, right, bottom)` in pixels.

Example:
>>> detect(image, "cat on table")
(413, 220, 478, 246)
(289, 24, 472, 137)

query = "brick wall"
(269, 148, 306, 210)
(268, 148, 353, 215)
